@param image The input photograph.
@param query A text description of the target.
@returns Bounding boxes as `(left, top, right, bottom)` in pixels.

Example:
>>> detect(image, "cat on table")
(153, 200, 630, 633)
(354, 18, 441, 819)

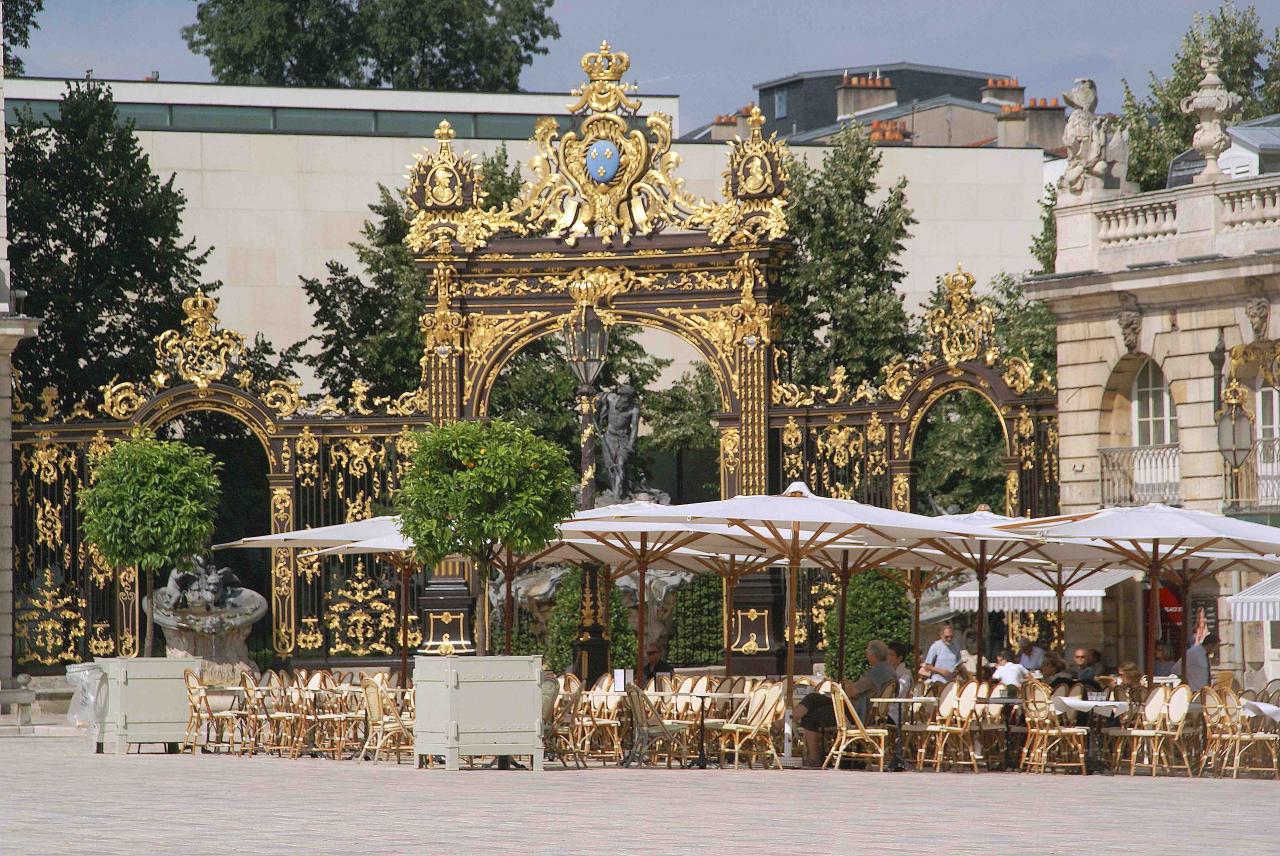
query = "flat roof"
(754, 61, 1010, 91)
(7, 76, 680, 122)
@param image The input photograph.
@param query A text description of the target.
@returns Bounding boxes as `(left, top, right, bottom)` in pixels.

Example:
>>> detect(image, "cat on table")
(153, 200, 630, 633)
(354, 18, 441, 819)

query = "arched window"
(1131, 360, 1177, 446)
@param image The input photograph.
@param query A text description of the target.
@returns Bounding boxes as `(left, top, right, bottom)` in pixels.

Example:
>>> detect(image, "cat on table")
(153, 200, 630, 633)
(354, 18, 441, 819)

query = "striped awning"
(1228, 574, 1280, 622)
(949, 570, 1136, 613)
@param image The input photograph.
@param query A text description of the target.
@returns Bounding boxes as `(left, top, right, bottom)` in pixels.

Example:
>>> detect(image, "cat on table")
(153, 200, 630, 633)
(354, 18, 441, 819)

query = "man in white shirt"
(1016, 637, 1046, 672)
(1185, 633, 1219, 691)
(991, 648, 1030, 688)
(920, 625, 963, 684)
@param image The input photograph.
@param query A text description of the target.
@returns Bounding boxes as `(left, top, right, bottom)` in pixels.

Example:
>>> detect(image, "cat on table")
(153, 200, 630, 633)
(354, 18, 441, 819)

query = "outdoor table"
(1243, 699, 1280, 722)
(645, 690, 748, 768)
(1053, 696, 1124, 774)
(978, 696, 1022, 770)
(870, 696, 937, 772)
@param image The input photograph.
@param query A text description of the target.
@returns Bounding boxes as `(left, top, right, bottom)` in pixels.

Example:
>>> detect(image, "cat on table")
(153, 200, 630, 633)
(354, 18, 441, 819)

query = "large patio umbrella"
(214, 515, 401, 549)
(221, 517, 415, 684)
(548, 517, 773, 685)
(1002, 504, 1280, 677)
(563, 482, 1020, 734)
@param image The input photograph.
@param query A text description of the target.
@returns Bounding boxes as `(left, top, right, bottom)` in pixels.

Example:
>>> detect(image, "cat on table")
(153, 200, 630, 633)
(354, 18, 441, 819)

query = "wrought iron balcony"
(1099, 443, 1180, 507)
(1224, 437, 1280, 510)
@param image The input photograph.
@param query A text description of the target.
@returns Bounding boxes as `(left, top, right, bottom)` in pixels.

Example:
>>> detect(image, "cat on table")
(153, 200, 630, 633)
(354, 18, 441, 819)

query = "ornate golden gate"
(770, 265, 1059, 517)
(13, 291, 433, 670)
(11, 42, 1058, 675)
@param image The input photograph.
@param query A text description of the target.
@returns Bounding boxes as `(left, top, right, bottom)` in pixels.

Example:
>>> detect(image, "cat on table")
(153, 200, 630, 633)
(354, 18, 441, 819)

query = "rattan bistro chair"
(545, 683, 586, 769)
(709, 684, 784, 769)
(823, 685, 889, 771)
(182, 670, 238, 755)
(623, 683, 691, 767)
(1019, 680, 1087, 774)
(359, 678, 413, 764)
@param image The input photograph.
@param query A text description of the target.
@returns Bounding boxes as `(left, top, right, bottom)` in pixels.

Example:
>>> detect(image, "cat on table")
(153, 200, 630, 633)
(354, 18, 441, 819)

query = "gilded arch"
(770, 265, 1059, 518)
(12, 290, 436, 670)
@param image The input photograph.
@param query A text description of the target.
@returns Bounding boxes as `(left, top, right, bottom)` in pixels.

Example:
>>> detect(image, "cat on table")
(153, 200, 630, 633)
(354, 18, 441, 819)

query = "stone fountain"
(143, 556, 267, 683)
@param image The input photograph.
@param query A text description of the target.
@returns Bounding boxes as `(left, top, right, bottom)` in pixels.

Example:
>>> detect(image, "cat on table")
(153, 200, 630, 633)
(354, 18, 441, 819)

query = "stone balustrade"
(1055, 173, 1280, 274)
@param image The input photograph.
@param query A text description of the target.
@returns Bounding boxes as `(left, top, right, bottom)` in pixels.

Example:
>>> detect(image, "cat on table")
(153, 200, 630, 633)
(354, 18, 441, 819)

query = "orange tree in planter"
(80, 431, 222, 657)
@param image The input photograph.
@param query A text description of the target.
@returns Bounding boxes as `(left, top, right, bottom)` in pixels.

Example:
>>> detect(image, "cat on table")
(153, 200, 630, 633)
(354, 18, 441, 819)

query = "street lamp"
(1216, 378, 1254, 509)
(561, 303, 611, 681)
(561, 305, 608, 509)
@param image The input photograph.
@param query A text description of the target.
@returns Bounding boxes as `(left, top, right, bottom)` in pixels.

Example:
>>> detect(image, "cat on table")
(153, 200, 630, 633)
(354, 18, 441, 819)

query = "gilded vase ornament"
(686, 105, 791, 245)
(154, 290, 246, 389)
(404, 120, 523, 255)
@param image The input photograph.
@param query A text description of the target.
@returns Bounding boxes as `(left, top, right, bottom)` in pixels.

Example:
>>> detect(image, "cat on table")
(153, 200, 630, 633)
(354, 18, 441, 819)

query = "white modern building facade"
(7, 77, 1047, 390)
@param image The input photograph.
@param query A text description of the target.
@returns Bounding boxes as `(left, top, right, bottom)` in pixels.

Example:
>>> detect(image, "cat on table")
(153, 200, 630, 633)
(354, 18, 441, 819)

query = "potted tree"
(397, 418, 575, 770)
(78, 431, 221, 752)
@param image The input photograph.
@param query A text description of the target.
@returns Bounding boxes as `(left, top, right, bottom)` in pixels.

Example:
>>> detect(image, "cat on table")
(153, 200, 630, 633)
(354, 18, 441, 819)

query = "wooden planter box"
(413, 655, 543, 770)
(69, 657, 197, 754)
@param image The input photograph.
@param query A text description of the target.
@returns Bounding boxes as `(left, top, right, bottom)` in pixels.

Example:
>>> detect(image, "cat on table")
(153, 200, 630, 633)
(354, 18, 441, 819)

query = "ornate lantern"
(561, 305, 608, 389)
(1216, 378, 1254, 471)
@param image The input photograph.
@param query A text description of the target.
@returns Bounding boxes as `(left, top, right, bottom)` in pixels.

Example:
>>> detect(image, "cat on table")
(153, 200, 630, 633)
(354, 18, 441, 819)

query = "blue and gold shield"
(585, 139, 620, 184)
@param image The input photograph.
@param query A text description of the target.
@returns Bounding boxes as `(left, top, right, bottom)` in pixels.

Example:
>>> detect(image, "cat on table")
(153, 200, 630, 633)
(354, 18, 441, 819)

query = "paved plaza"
(1, 737, 1277, 855)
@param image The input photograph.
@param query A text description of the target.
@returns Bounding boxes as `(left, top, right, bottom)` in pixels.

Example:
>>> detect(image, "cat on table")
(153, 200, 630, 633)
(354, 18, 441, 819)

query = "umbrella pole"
(975, 543, 988, 679)
(1056, 585, 1066, 653)
(835, 572, 850, 682)
(637, 563, 647, 687)
(911, 570, 922, 668)
(398, 558, 411, 690)
(723, 568, 735, 677)
(785, 554, 798, 763)
(1179, 567, 1190, 681)
(1146, 546, 1160, 679)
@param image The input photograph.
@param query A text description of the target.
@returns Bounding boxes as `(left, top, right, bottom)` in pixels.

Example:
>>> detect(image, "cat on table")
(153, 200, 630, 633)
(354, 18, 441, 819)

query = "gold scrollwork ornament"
(154, 290, 246, 389)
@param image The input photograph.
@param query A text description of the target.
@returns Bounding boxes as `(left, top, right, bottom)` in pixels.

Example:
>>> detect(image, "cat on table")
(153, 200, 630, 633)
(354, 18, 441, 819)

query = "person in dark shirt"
(643, 642, 674, 681)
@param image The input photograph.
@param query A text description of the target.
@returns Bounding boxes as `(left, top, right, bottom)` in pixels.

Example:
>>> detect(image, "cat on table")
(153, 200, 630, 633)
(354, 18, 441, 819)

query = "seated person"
(794, 640, 895, 767)
(1073, 647, 1104, 688)
(990, 648, 1031, 688)
(1112, 661, 1144, 695)
(1039, 651, 1074, 688)
(887, 641, 913, 696)
(1153, 642, 1179, 678)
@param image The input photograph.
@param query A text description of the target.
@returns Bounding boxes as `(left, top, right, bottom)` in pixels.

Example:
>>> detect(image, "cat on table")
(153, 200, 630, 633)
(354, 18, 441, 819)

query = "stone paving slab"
(1, 737, 1277, 855)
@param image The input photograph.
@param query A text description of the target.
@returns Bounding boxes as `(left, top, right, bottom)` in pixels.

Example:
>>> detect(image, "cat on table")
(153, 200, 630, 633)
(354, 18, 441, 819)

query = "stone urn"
(143, 556, 267, 684)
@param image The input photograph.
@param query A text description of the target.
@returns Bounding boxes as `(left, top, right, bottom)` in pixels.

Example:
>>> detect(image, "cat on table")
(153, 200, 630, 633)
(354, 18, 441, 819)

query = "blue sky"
(20, 1, 1268, 130)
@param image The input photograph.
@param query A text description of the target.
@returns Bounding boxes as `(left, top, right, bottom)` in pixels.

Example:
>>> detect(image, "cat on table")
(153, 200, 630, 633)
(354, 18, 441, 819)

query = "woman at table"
(1040, 651, 1074, 689)
(886, 641, 913, 696)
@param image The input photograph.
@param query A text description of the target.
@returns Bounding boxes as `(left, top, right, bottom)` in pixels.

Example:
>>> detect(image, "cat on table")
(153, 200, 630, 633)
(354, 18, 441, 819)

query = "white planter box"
(413, 655, 543, 771)
(73, 657, 197, 754)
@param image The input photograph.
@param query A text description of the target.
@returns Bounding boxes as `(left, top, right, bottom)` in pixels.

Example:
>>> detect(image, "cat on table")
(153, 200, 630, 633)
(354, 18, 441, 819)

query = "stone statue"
(1060, 79, 1135, 198)
(1180, 53, 1243, 183)
(144, 555, 267, 683)
(596, 384, 641, 501)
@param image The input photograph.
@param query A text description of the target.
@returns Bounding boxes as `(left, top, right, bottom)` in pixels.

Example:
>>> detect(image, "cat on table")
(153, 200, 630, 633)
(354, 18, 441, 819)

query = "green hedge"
(666, 573, 724, 666)
(527, 568, 635, 673)
(822, 572, 911, 682)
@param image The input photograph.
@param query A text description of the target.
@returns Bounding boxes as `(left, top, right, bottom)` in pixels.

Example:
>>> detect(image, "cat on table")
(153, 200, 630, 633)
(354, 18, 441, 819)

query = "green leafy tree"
(1030, 184, 1057, 275)
(4, 0, 44, 75)
(642, 362, 721, 498)
(822, 572, 911, 682)
(80, 433, 222, 657)
(8, 80, 216, 406)
(1122, 2, 1280, 191)
(183, 0, 560, 91)
(396, 419, 576, 654)
(779, 126, 916, 387)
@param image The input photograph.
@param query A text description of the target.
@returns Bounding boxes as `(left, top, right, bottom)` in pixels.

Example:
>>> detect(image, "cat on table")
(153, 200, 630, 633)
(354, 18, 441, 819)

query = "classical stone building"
(1027, 67, 1280, 681)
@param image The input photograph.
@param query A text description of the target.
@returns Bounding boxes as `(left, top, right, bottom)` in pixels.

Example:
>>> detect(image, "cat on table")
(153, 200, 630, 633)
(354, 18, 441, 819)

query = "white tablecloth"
(1243, 699, 1280, 722)
(1053, 697, 1127, 716)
